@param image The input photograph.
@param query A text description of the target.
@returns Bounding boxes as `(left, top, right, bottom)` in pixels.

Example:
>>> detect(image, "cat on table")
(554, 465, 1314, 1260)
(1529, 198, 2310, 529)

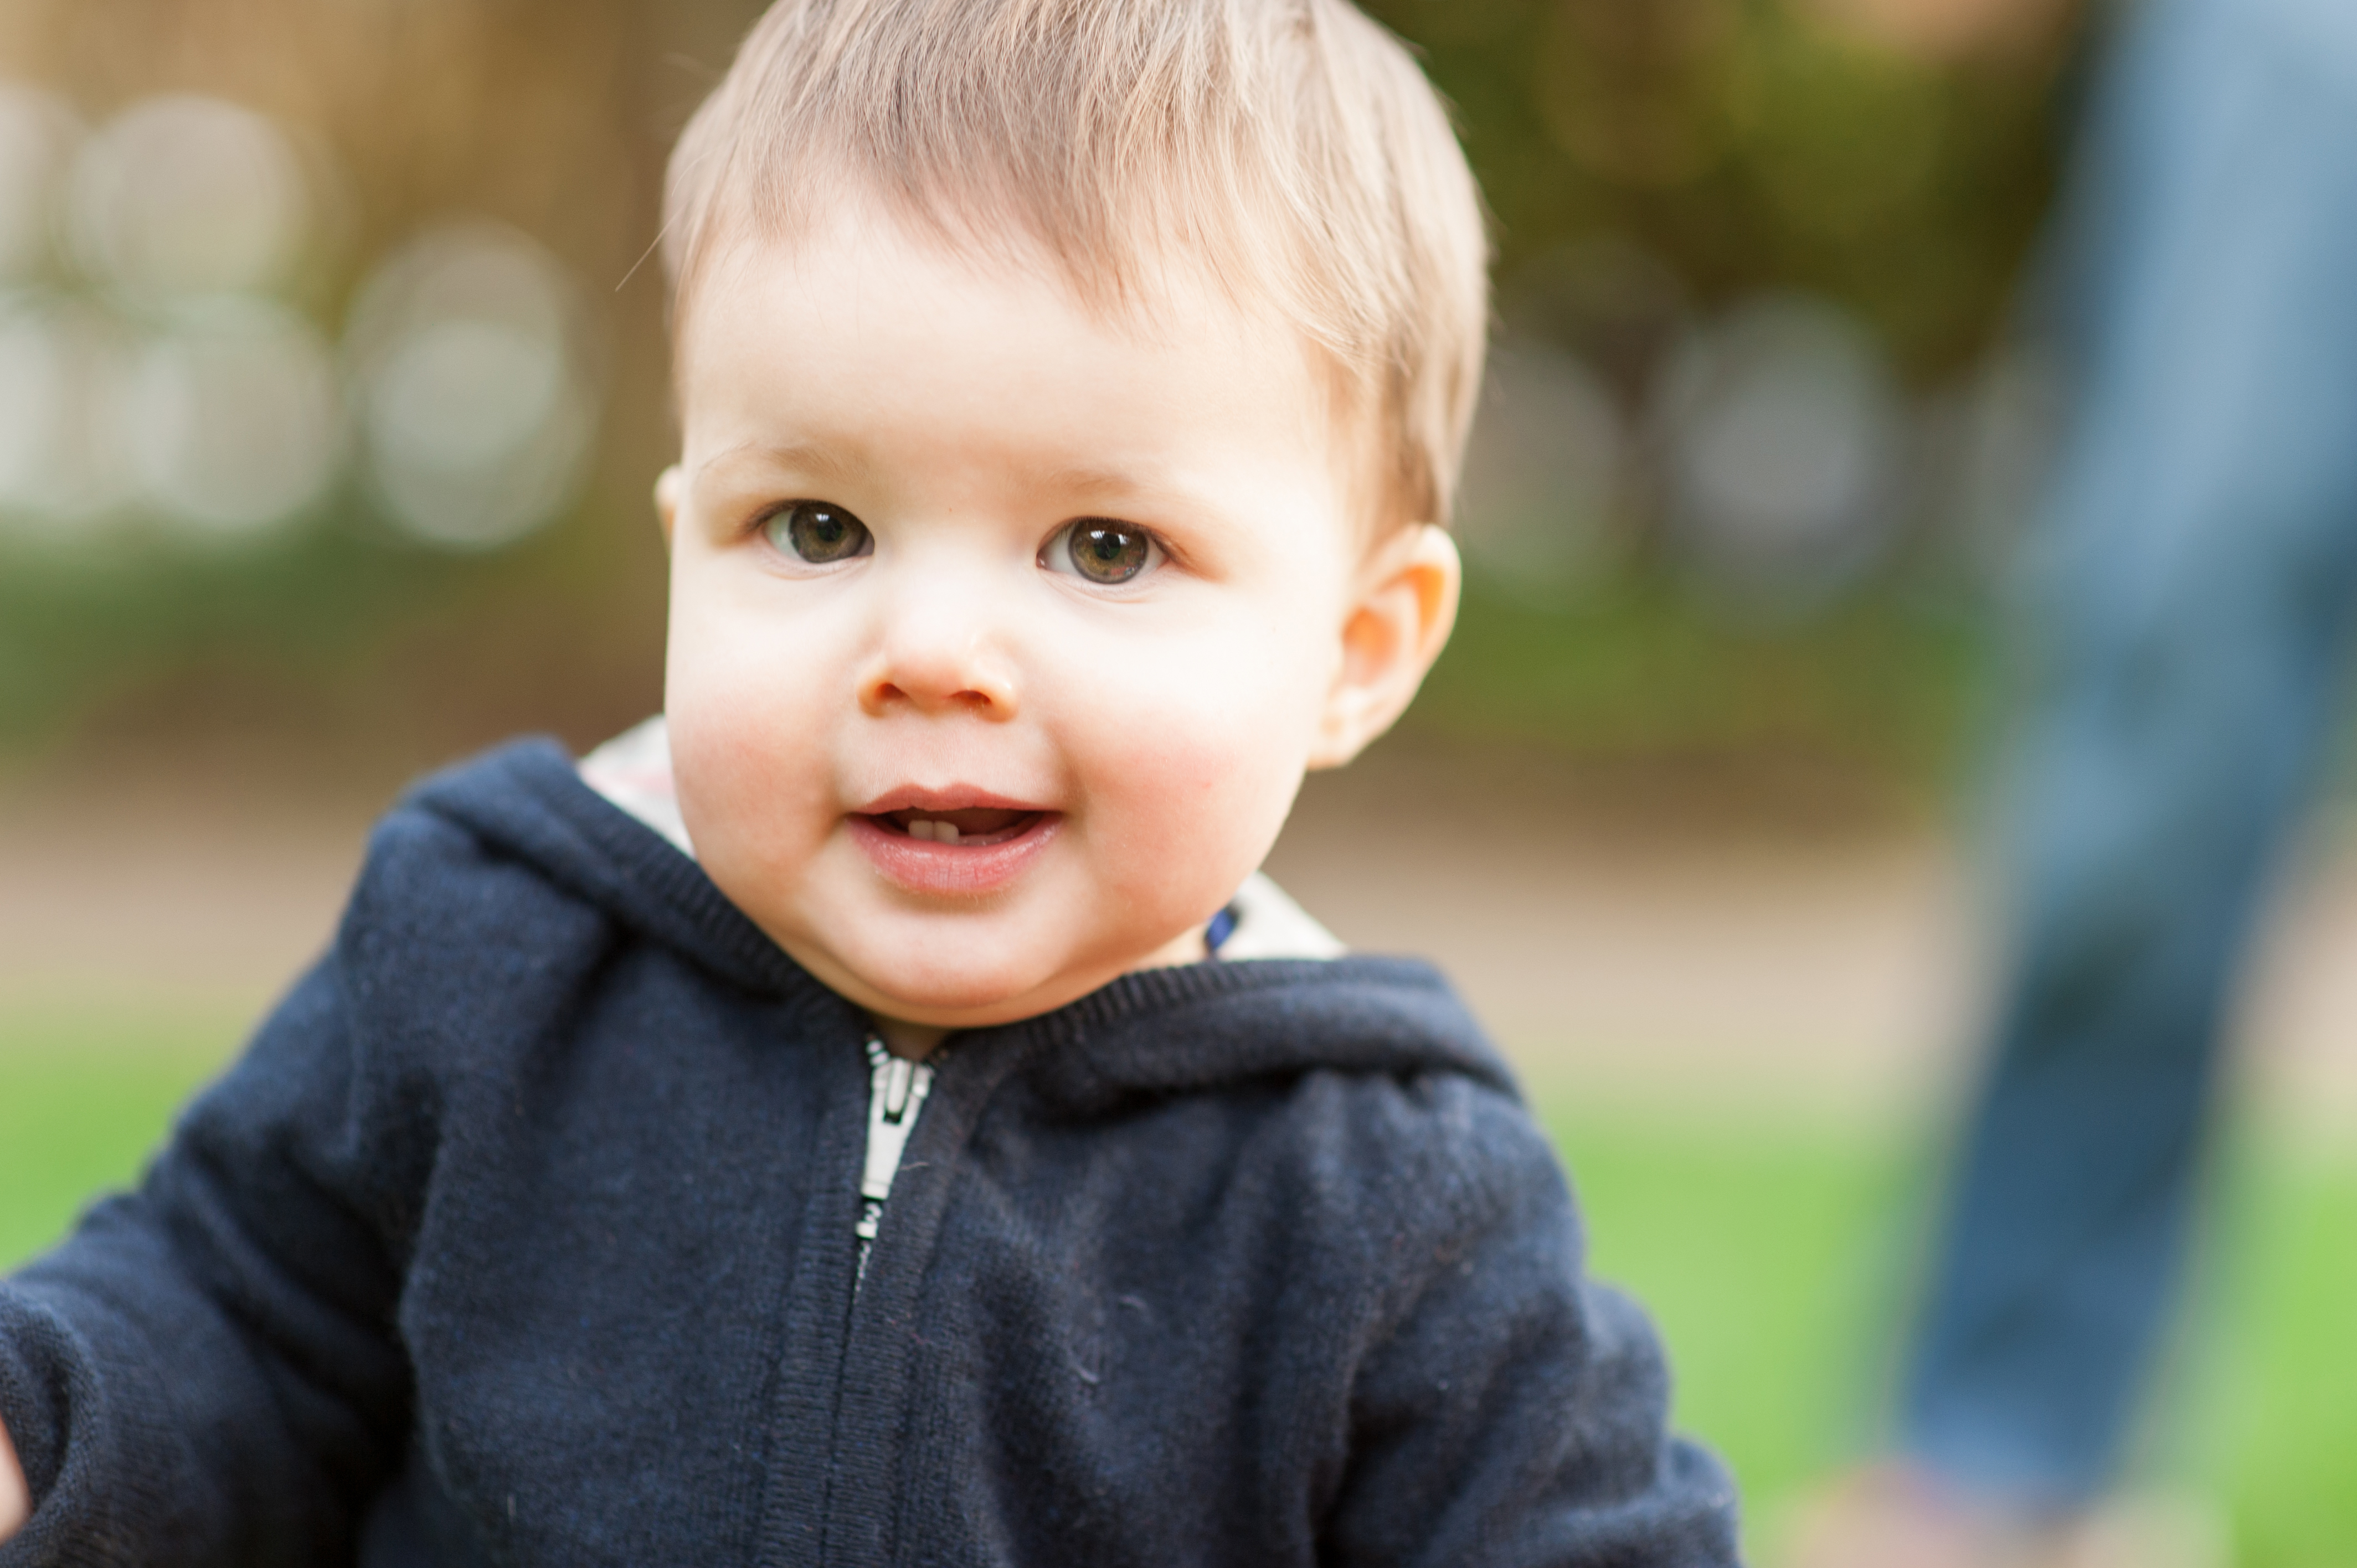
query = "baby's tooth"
(936, 822, 961, 845)
(908, 819, 936, 841)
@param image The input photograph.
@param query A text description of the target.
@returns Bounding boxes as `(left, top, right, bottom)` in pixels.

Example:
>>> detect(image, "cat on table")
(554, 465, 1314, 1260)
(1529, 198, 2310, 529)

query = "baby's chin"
(784, 925, 1191, 1032)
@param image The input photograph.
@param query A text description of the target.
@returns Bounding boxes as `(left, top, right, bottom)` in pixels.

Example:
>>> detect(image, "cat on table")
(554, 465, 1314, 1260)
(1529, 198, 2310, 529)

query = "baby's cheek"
(666, 643, 840, 912)
(1090, 678, 1306, 902)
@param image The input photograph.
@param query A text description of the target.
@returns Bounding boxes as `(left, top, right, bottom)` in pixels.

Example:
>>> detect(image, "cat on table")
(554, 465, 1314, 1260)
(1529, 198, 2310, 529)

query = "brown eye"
(1056, 521, 1157, 584)
(765, 501, 870, 564)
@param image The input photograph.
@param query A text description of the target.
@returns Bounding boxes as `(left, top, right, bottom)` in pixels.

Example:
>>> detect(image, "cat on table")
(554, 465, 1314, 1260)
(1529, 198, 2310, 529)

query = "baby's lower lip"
(846, 811, 1061, 897)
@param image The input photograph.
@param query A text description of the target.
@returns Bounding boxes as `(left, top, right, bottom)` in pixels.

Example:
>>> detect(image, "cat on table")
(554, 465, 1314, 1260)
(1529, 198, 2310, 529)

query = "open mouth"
(846, 797, 1062, 896)
(862, 807, 1044, 847)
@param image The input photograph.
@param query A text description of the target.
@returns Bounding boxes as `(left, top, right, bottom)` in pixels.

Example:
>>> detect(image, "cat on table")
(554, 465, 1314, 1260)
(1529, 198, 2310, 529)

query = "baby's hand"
(0, 1411, 26, 1541)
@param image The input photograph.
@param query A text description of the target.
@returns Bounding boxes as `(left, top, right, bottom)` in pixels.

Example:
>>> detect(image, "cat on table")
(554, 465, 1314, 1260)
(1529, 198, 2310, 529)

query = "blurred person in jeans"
(1801, 0, 2357, 1561)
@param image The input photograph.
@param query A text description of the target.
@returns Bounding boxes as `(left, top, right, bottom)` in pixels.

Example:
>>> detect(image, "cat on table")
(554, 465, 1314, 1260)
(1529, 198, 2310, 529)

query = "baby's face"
(661, 202, 1447, 1031)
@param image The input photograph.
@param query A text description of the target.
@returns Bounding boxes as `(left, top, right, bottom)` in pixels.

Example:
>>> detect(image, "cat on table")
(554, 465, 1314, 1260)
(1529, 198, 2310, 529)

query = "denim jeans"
(1898, 0, 2357, 1508)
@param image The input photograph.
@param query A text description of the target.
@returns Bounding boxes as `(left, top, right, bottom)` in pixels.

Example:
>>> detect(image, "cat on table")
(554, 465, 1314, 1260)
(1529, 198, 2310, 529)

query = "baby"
(0, 1, 1741, 1562)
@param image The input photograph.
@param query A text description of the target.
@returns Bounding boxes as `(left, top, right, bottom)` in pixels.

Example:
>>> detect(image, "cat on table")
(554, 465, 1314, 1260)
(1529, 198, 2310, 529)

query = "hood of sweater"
(403, 737, 1519, 1117)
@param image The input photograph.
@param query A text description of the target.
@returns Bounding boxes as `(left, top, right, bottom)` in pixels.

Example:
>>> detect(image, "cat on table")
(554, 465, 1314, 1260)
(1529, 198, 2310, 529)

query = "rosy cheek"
(1085, 675, 1304, 891)
(666, 617, 840, 891)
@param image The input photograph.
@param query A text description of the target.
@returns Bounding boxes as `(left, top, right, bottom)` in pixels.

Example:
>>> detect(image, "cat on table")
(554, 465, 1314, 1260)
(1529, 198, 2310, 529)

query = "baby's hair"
(662, 0, 1489, 531)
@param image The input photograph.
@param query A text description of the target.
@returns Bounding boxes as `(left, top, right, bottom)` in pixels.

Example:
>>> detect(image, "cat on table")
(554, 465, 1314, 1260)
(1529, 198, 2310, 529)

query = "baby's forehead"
(686, 192, 1305, 365)
(676, 205, 1379, 496)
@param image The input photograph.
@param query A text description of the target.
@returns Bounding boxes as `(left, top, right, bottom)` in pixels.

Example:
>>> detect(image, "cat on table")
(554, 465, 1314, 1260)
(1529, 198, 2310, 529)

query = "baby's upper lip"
(854, 785, 1053, 816)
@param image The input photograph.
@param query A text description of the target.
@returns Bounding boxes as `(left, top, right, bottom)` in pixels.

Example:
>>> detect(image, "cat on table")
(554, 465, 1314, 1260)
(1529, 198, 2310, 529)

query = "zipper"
(854, 1033, 934, 1291)
(806, 1037, 939, 1566)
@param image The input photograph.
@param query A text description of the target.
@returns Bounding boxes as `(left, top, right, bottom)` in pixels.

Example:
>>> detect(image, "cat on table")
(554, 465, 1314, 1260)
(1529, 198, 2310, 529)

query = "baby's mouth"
(846, 797, 1062, 895)
(865, 807, 1043, 847)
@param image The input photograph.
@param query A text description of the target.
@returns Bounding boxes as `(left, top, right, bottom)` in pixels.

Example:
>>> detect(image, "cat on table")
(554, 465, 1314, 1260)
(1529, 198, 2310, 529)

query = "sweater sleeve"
(0, 956, 416, 1567)
(1321, 1087, 1742, 1567)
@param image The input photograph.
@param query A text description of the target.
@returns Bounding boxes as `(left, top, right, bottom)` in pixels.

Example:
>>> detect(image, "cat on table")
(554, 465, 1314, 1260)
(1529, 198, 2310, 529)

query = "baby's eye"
(1046, 519, 1162, 585)
(763, 500, 871, 564)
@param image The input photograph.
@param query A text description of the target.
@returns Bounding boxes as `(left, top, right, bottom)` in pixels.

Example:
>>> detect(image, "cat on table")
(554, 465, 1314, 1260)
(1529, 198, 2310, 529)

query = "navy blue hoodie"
(0, 741, 1740, 1566)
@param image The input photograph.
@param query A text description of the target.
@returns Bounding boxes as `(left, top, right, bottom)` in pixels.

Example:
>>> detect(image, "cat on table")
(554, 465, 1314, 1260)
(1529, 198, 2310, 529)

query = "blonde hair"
(661, 0, 1489, 529)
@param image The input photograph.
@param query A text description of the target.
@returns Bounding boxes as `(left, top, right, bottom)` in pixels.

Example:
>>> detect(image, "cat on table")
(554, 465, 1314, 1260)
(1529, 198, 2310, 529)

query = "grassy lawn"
(1536, 1099, 1914, 1544)
(2, 1002, 2351, 1565)
(0, 1001, 247, 1270)
(1539, 1094, 2357, 1568)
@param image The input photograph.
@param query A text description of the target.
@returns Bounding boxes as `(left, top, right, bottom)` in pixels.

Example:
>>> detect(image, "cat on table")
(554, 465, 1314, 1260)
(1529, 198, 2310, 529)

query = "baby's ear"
(1307, 524, 1460, 770)
(655, 466, 685, 545)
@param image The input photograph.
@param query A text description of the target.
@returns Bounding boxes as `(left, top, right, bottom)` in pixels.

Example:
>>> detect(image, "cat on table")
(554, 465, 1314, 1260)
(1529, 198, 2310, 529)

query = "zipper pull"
(856, 1034, 934, 1254)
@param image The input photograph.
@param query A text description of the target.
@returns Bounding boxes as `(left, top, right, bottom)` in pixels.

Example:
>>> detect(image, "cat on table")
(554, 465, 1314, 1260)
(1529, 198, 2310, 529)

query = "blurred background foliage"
(0, 0, 2085, 795)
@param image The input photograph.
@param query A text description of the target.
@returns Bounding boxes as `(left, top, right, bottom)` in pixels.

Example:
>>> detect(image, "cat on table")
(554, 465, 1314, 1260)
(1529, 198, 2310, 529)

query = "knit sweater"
(0, 740, 1741, 1566)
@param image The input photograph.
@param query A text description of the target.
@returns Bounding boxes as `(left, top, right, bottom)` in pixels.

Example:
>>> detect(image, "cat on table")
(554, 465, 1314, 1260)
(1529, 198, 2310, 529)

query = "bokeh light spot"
(123, 300, 341, 536)
(0, 86, 79, 283)
(1658, 293, 1905, 601)
(346, 222, 596, 551)
(1456, 341, 1628, 597)
(69, 95, 310, 305)
(0, 292, 131, 529)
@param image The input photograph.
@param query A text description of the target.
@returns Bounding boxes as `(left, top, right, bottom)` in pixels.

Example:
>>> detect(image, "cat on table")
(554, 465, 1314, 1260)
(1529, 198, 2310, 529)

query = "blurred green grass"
(1545, 1096, 2357, 1568)
(4, 1005, 2353, 1565)
(1539, 1101, 1910, 1526)
(0, 1003, 246, 1268)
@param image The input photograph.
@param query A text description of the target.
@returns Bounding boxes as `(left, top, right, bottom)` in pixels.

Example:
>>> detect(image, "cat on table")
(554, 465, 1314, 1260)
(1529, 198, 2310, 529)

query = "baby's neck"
(870, 1017, 951, 1060)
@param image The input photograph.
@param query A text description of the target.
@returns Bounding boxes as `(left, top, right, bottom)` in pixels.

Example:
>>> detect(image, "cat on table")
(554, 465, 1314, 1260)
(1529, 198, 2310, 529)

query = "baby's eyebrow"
(693, 438, 866, 490)
(1033, 460, 1142, 495)
(1026, 458, 1202, 514)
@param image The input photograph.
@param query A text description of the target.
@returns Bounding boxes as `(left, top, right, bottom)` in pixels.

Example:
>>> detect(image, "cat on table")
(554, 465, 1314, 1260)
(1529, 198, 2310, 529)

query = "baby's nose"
(857, 581, 1020, 718)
